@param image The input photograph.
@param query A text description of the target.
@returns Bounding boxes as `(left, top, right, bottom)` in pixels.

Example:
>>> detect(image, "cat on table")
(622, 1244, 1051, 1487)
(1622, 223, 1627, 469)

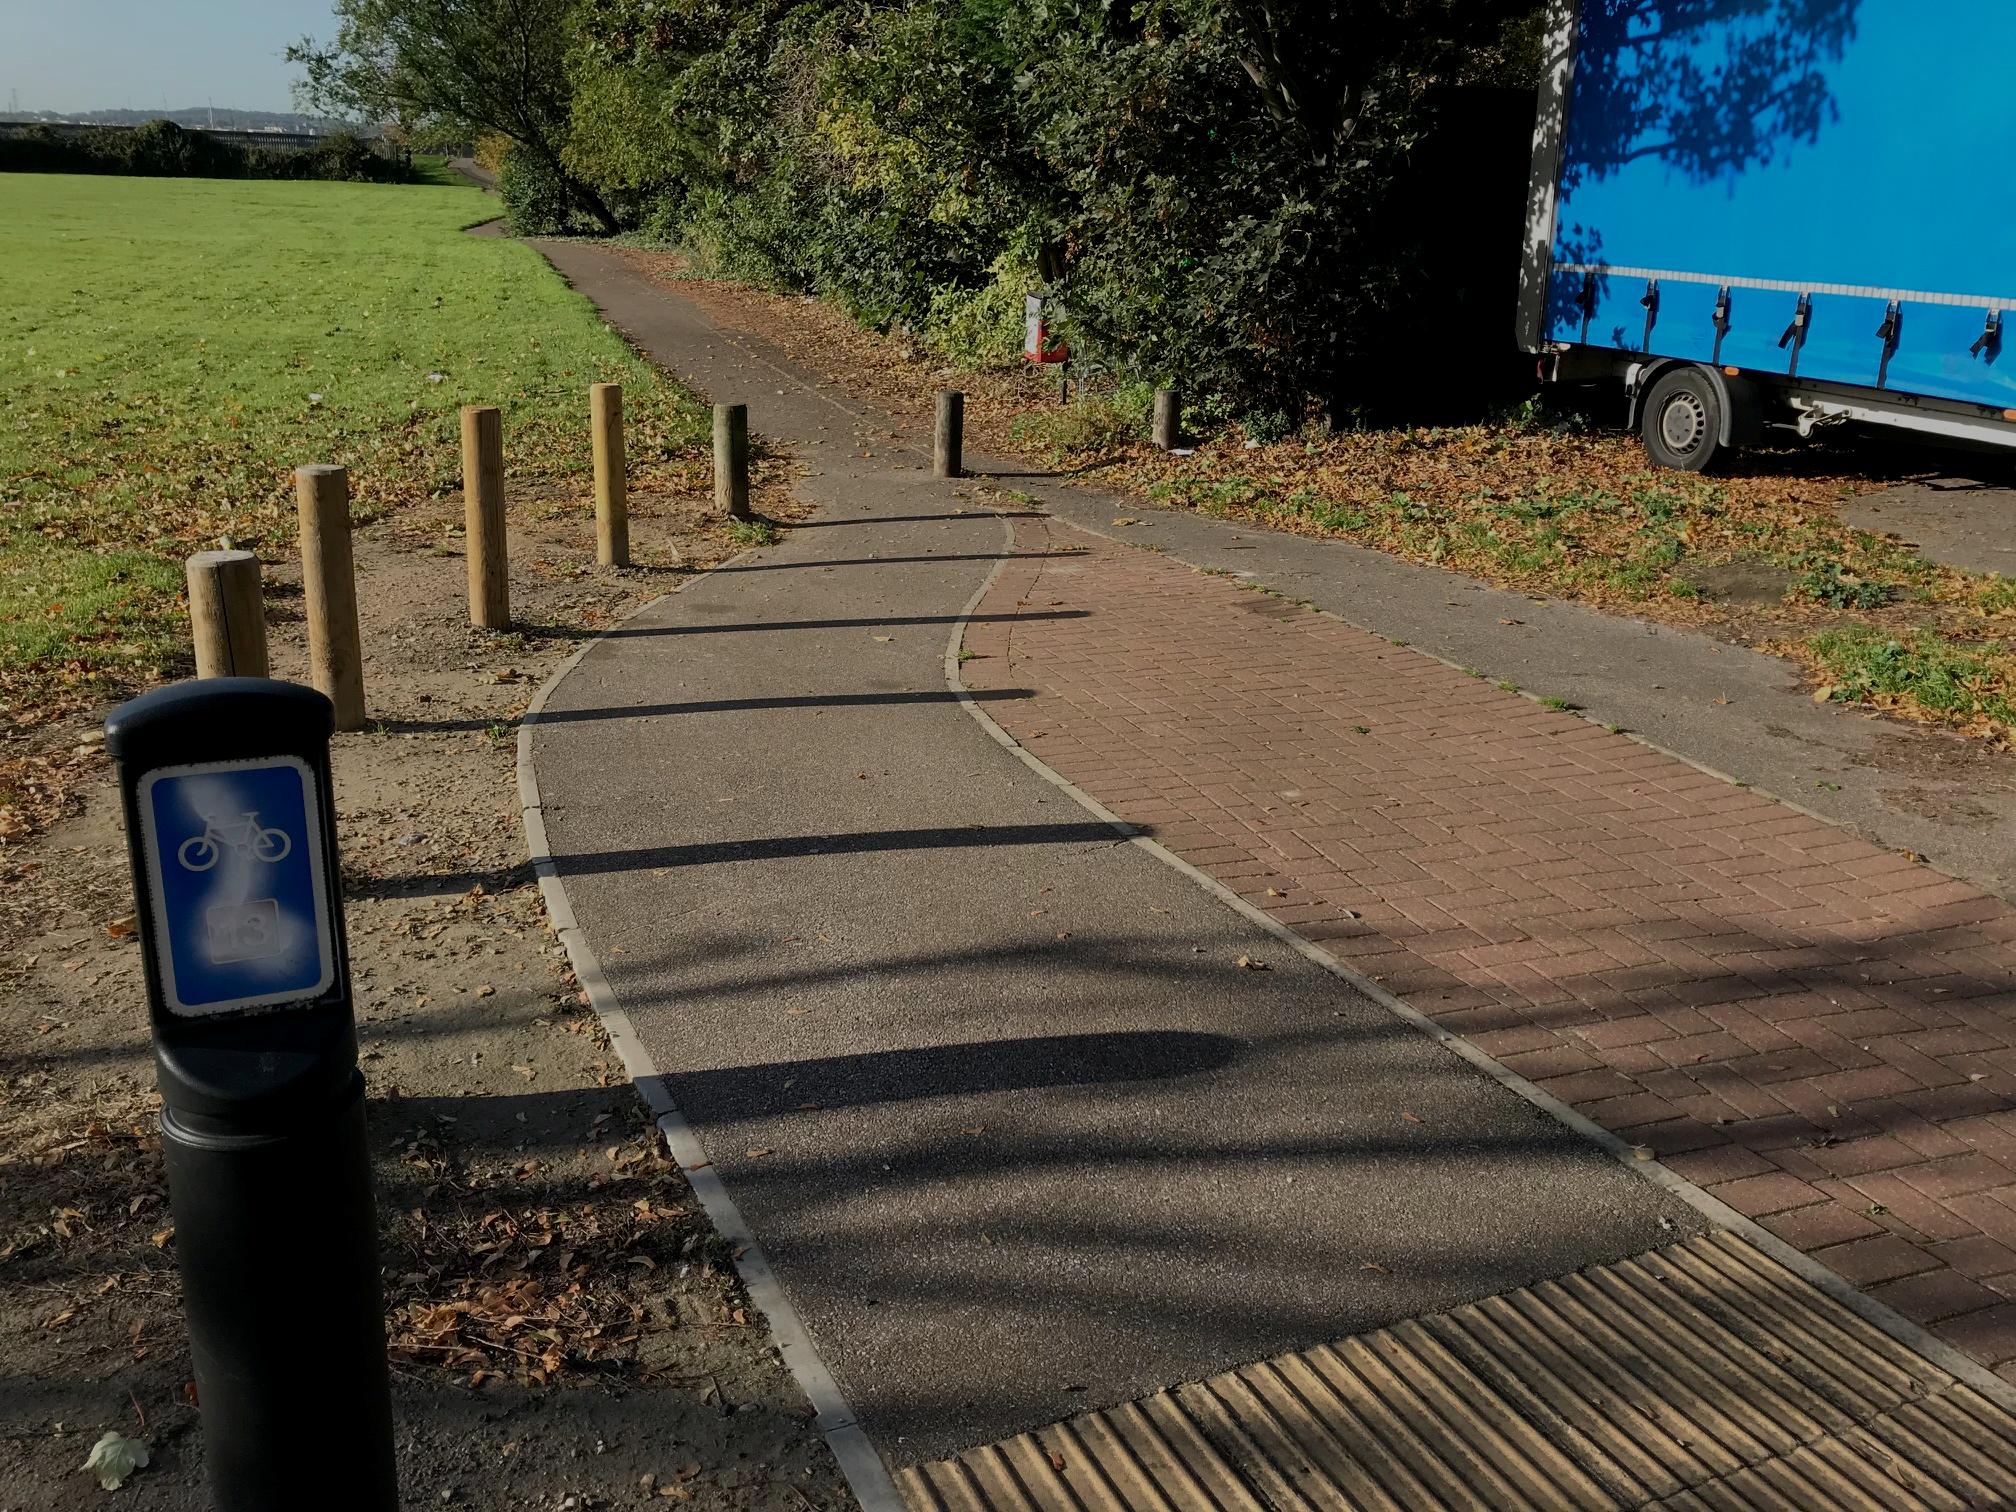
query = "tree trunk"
(520, 133, 622, 234)
(571, 179, 623, 235)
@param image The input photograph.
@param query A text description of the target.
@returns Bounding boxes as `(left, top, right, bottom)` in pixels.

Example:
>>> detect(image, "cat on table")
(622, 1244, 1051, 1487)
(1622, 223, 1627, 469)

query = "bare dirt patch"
(0, 477, 840, 1510)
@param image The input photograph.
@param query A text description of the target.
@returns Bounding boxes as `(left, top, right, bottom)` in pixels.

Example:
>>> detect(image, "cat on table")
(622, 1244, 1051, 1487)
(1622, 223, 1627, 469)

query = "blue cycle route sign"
(138, 755, 336, 1016)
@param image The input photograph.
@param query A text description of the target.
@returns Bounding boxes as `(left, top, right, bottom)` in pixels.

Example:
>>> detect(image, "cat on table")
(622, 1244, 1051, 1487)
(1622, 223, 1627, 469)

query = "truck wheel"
(1640, 367, 1725, 471)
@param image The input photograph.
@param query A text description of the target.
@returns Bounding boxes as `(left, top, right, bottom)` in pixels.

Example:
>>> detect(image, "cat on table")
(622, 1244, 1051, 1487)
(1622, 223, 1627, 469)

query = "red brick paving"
(962, 515, 2016, 1381)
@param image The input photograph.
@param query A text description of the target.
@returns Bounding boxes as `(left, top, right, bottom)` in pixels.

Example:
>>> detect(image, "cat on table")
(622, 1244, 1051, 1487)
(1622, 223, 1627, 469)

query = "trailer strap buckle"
(1778, 296, 1810, 349)
(1779, 293, 1813, 377)
(1876, 301, 1903, 389)
(1972, 310, 2004, 360)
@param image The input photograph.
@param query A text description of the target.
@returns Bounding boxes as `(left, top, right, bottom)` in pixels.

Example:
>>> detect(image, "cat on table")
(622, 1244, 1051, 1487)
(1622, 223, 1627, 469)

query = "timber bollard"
(714, 402, 750, 521)
(294, 465, 366, 731)
(186, 550, 268, 680)
(590, 382, 629, 567)
(1153, 387, 1180, 451)
(934, 389, 965, 479)
(460, 404, 510, 628)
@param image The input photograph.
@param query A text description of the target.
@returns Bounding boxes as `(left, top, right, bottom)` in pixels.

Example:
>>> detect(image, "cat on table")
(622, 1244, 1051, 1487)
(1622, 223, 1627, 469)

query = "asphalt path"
(528, 243, 1698, 1462)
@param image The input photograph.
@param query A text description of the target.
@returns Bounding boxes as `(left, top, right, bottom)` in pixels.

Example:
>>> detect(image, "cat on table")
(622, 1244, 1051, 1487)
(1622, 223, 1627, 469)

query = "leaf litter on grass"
(0, 172, 711, 735)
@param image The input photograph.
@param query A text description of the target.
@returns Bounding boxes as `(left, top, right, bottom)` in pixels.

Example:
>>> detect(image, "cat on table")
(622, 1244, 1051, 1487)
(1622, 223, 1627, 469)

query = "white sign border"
(138, 754, 337, 1018)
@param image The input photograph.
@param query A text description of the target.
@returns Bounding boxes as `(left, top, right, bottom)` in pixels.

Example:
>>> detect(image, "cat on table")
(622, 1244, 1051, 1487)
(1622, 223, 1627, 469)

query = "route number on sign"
(138, 756, 336, 1016)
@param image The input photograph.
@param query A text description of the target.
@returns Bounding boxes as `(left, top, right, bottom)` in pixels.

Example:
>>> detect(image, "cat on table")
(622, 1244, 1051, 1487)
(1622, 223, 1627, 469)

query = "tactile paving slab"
(899, 1232, 2016, 1512)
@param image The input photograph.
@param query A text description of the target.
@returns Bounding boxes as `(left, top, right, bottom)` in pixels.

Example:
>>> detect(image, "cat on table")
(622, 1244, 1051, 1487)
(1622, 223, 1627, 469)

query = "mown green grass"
(1, 172, 706, 723)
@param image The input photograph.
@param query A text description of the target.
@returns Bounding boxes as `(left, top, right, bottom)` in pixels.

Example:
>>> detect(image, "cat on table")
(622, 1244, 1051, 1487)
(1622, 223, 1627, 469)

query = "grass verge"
(1031, 394, 2016, 748)
(0, 172, 708, 738)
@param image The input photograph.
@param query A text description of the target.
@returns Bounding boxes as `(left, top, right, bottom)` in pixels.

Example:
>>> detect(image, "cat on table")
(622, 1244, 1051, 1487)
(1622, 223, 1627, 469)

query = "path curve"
(521, 242, 1697, 1467)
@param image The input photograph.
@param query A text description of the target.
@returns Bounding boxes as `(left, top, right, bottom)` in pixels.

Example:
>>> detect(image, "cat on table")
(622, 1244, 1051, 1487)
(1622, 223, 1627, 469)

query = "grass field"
(0, 172, 706, 728)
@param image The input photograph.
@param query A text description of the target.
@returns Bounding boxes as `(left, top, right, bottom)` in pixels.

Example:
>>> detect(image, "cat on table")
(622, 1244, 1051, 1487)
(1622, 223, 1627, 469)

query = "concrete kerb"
(944, 502, 2016, 1417)
(515, 558, 907, 1512)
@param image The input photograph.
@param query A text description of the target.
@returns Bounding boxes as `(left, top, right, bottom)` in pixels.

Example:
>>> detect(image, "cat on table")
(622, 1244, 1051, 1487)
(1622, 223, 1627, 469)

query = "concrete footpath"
(524, 242, 2016, 1505)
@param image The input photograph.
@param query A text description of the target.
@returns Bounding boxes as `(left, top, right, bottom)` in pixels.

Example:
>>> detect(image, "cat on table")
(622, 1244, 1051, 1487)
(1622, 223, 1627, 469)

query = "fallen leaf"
(1400, 1112, 1422, 1124)
(149, 1227, 174, 1249)
(1361, 1261, 1390, 1274)
(1236, 955, 1270, 970)
(746, 1148, 773, 1160)
(82, 1431, 150, 1490)
(1112, 517, 1139, 526)
(475, 984, 496, 998)
(105, 915, 136, 939)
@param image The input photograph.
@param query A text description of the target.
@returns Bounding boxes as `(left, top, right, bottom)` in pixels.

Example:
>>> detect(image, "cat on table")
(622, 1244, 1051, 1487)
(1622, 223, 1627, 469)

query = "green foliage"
(1241, 409, 1295, 445)
(291, 0, 619, 228)
(924, 248, 1043, 368)
(1795, 557, 1892, 610)
(560, 53, 702, 233)
(0, 120, 412, 183)
(560, 0, 1545, 414)
(1012, 385, 1157, 459)
(1808, 629, 2014, 726)
(500, 147, 581, 235)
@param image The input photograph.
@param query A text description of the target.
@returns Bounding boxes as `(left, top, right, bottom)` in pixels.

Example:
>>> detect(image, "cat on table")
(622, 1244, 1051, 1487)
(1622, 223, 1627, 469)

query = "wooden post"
(186, 550, 268, 679)
(934, 389, 964, 479)
(460, 405, 510, 629)
(294, 465, 367, 730)
(714, 402, 750, 521)
(1153, 387, 1180, 451)
(590, 382, 629, 567)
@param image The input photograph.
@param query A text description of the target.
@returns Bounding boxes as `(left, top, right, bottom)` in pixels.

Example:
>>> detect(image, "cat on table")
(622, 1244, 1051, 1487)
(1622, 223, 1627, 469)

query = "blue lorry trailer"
(1518, 0, 2016, 471)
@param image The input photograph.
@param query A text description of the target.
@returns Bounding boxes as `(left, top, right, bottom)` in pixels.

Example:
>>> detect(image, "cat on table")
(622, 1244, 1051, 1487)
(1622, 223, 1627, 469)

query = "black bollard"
(106, 677, 396, 1512)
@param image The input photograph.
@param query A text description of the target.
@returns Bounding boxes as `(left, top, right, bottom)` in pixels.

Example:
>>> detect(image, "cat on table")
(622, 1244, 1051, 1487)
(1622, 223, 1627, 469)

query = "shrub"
(499, 148, 579, 235)
(559, 2, 1543, 422)
(924, 249, 1041, 369)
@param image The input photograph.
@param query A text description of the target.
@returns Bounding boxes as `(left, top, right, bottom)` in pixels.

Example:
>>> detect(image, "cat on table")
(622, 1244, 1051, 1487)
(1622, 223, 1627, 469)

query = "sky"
(0, 0, 340, 116)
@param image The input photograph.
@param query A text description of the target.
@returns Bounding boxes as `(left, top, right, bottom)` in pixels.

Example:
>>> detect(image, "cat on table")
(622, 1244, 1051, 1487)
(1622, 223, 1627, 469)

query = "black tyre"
(1640, 366, 1726, 472)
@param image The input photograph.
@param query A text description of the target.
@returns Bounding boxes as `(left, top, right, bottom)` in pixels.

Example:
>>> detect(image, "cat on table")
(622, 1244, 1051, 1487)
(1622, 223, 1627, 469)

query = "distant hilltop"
(8, 107, 367, 135)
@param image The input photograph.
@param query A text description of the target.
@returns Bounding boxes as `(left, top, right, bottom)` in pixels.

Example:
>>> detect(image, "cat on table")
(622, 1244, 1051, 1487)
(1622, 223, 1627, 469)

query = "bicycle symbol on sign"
(178, 811, 292, 872)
